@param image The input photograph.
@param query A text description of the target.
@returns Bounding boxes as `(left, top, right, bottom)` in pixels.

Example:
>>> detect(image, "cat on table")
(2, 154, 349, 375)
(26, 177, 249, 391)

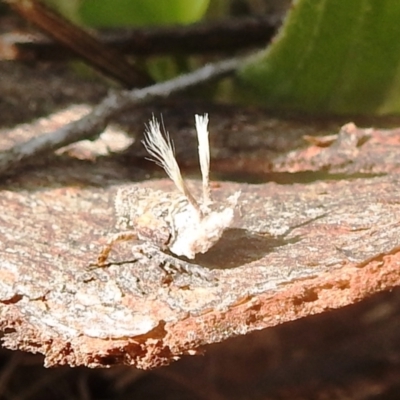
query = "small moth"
(97, 114, 240, 267)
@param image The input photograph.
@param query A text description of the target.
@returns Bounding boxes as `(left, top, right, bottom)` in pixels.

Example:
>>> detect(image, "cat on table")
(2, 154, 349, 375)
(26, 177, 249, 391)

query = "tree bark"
(1, 103, 400, 369)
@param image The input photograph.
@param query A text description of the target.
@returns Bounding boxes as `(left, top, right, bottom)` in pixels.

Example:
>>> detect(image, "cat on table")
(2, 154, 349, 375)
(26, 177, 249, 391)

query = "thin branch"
(7, 0, 151, 87)
(0, 56, 242, 179)
(0, 15, 280, 61)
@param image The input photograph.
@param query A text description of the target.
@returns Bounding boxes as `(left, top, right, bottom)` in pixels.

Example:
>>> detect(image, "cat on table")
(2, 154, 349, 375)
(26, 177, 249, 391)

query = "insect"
(96, 114, 240, 270)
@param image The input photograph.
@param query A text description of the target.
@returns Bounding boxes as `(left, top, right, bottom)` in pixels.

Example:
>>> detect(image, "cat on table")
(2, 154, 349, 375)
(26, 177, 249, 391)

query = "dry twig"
(7, 0, 151, 87)
(0, 14, 280, 61)
(0, 56, 241, 179)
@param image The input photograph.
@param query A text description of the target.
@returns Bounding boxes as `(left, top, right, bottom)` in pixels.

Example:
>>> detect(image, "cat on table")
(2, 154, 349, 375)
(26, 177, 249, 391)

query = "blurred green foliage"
(43, 0, 209, 26)
(239, 0, 400, 115)
(41, 0, 400, 115)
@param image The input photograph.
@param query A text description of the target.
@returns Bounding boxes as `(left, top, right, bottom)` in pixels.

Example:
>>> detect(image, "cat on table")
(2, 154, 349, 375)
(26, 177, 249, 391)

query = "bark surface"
(1, 104, 400, 369)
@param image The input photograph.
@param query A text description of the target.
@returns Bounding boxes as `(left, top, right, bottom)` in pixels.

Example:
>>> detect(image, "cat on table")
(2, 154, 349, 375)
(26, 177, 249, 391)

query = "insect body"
(97, 115, 240, 266)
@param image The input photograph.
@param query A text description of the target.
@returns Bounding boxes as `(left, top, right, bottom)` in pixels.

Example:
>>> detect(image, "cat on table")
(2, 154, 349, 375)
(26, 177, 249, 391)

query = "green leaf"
(79, 0, 210, 27)
(42, 0, 82, 24)
(238, 0, 400, 115)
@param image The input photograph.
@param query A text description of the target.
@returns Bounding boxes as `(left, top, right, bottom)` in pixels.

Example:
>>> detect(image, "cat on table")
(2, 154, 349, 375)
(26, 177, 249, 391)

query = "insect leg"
(96, 231, 138, 266)
(138, 244, 213, 280)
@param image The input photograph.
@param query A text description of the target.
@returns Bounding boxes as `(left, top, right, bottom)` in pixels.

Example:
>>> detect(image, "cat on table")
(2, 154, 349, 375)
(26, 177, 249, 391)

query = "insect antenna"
(143, 116, 201, 215)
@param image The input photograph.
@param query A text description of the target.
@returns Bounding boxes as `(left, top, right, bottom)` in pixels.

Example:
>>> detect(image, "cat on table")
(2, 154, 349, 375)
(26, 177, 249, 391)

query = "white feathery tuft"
(142, 116, 200, 213)
(195, 114, 211, 205)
